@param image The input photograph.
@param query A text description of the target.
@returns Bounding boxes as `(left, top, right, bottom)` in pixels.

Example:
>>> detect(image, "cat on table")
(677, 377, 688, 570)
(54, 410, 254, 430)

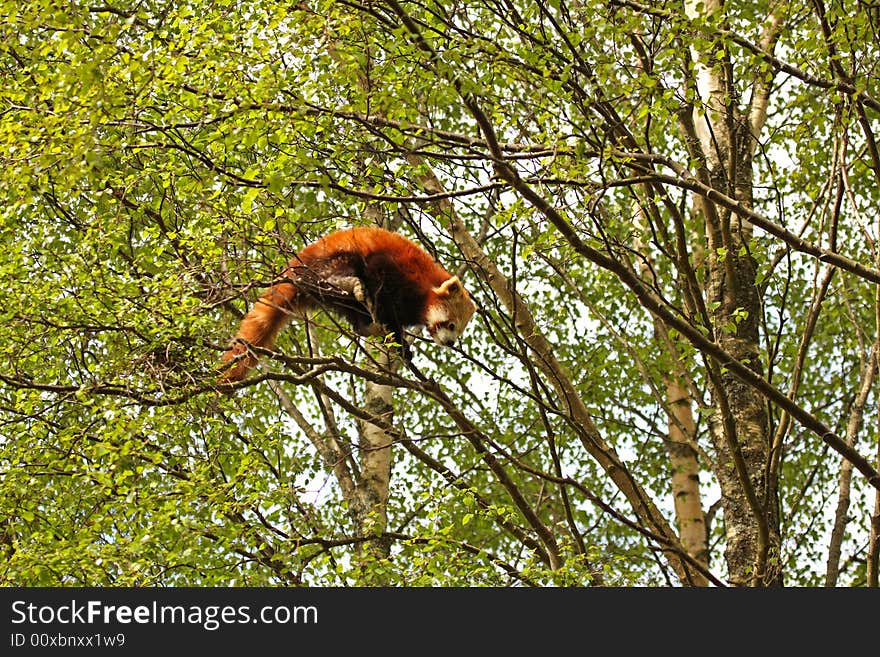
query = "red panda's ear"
(433, 276, 463, 297)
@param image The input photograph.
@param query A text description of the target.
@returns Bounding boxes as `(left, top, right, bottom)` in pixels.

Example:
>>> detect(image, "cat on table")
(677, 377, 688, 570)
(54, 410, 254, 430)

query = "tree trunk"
(353, 347, 397, 562)
(665, 379, 709, 567)
(684, 0, 781, 585)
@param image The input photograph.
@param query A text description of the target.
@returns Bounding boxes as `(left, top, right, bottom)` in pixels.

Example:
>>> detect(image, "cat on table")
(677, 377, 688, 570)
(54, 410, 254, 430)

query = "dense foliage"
(2, 0, 879, 586)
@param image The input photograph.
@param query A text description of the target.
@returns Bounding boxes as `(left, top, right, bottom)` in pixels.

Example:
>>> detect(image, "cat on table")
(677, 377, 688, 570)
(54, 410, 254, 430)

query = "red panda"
(220, 226, 476, 382)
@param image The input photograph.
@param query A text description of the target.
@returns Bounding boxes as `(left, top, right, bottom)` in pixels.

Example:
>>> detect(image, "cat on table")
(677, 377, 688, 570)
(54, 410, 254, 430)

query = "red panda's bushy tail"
(220, 281, 299, 383)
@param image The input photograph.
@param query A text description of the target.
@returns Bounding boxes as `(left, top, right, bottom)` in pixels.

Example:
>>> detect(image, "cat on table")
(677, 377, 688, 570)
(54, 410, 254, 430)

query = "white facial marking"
(426, 304, 457, 346)
(433, 327, 458, 346)
(426, 304, 447, 327)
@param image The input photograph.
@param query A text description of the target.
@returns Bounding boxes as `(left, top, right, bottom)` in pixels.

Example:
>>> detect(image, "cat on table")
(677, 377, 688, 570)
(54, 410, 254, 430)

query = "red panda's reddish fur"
(220, 226, 475, 382)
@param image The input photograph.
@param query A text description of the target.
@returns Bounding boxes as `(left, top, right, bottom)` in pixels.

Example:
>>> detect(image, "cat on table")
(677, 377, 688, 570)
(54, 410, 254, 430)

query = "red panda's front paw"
(352, 280, 366, 303)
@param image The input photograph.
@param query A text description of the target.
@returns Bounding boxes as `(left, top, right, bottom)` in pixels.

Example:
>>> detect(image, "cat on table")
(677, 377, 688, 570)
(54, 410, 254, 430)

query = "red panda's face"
(425, 276, 476, 347)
